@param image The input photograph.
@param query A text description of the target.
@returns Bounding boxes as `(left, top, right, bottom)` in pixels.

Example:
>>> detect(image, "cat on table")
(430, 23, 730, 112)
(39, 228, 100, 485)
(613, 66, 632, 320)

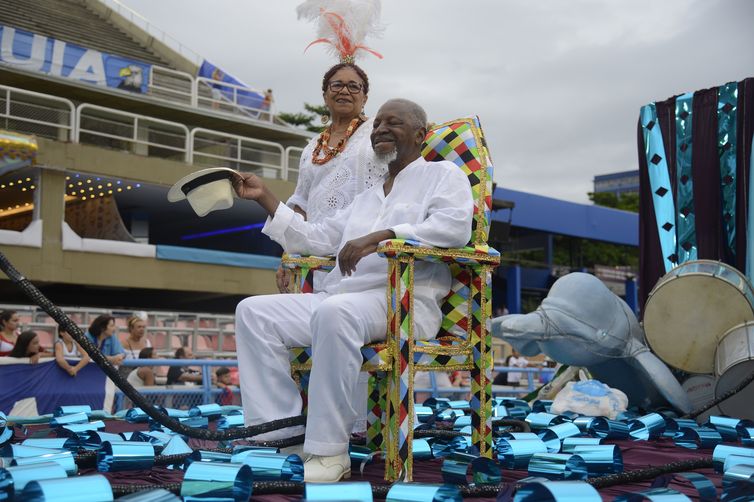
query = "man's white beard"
(376, 148, 398, 164)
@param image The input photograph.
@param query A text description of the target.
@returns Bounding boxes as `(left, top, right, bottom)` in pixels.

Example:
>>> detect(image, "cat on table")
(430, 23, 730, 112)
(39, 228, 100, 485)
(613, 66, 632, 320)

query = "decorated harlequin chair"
(284, 117, 500, 481)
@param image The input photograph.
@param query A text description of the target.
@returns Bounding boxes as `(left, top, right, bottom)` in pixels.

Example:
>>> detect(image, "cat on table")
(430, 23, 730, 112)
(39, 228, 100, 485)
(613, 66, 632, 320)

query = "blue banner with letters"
(198, 60, 267, 114)
(0, 24, 152, 93)
(0, 360, 109, 414)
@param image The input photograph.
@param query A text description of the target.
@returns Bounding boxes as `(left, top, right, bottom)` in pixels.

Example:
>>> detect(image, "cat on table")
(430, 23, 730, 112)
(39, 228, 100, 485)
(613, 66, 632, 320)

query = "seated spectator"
(215, 366, 234, 405)
(0, 310, 19, 356)
(8, 330, 41, 364)
(167, 346, 202, 385)
(55, 327, 90, 376)
(85, 315, 125, 366)
(122, 316, 152, 361)
(506, 349, 530, 388)
(127, 347, 158, 386)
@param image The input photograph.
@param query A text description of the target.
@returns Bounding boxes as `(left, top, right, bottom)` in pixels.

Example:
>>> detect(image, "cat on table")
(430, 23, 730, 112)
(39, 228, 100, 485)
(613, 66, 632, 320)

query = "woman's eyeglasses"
(328, 81, 363, 94)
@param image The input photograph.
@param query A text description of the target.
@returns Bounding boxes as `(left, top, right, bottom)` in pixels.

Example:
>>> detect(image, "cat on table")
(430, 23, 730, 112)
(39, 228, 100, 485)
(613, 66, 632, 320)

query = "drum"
(714, 321, 754, 419)
(644, 260, 754, 374)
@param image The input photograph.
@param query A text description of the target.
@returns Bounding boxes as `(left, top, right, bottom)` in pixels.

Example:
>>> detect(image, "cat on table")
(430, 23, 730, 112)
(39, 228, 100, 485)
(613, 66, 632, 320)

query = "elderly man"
(233, 98, 473, 482)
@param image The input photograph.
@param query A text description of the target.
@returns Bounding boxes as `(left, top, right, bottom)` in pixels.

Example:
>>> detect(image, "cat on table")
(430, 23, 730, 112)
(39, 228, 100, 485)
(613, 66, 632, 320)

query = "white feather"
(297, 0, 383, 60)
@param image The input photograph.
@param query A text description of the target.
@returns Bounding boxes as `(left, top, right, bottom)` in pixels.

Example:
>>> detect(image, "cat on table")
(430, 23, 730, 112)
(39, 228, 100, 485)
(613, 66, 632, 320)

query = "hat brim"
(167, 167, 239, 202)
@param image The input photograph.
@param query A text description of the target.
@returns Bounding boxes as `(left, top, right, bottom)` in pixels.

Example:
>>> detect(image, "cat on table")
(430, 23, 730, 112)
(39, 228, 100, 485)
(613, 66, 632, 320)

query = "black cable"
(586, 457, 713, 489)
(0, 251, 304, 440)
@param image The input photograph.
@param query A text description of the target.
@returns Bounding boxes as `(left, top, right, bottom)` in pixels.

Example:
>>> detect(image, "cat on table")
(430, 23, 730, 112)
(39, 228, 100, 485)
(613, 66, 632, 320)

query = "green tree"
(588, 191, 639, 212)
(278, 103, 329, 133)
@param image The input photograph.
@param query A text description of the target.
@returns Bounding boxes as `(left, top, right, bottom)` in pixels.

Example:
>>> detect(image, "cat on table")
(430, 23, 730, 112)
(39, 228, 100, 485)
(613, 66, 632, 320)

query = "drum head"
(644, 271, 754, 374)
(715, 361, 754, 420)
(681, 374, 715, 411)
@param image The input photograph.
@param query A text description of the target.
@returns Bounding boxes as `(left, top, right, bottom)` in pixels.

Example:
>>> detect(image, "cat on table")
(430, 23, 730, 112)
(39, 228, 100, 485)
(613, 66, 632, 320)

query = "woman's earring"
(359, 110, 368, 121)
(320, 113, 330, 125)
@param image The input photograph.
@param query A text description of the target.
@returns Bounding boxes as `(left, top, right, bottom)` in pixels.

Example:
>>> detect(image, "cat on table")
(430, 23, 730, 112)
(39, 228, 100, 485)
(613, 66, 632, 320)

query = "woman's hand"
(276, 266, 291, 293)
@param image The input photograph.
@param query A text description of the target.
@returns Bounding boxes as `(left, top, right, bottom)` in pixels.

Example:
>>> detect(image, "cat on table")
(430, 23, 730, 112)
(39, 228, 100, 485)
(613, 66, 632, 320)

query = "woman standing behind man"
(276, 62, 387, 292)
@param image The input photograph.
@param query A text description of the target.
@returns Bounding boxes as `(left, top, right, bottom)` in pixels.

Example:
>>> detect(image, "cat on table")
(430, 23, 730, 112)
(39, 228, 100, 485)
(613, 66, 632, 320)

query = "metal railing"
(285, 146, 304, 184)
(148, 66, 194, 105)
(113, 358, 238, 411)
(195, 77, 274, 122)
(190, 128, 285, 178)
(0, 85, 75, 141)
(416, 366, 557, 398)
(75, 103, 190, 162)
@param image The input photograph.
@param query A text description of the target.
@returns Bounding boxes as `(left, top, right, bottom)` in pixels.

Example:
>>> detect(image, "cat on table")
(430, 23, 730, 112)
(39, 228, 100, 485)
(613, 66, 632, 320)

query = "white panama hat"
(167, 167, 238, 217)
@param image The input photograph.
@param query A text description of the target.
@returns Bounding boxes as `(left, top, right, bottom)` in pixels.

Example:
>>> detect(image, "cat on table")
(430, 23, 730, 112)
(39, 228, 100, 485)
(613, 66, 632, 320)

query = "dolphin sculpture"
(491, 272, 692, 413)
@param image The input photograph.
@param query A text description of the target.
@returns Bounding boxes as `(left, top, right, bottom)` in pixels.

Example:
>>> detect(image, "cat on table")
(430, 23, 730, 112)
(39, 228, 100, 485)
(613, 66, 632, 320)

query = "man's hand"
(338, 229, 395, 276)
(231, 172, 281, 215)
(276, 266, 291, 293)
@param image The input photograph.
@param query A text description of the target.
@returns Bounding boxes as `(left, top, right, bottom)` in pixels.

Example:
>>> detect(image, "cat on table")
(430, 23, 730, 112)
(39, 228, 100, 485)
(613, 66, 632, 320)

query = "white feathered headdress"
(297, 0, 383, 63)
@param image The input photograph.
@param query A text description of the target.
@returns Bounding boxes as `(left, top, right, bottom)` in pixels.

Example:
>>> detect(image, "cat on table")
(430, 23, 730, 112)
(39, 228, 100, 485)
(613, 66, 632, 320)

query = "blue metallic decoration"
(674, 92, 697, 264)
(571, 445, 623, 476)
(713, 445, 754, 473)
(422, 398, 451, 412)
(641, 103, 677, 272)
(216, 415, 245, 430)
(348, 445, 379, 475)
(496, 439, 548, 469)
(2, 444, 65, 458)
(628, 413, 666, 440)
(740, 427, 754, 446)
(0, 462, 67, 496)
(412, 439, 433, 460)
(239, 453, 304, 482)
(663, 418, 699, 439)
(385, 482, 462, 502)
(428, 437, 467, 458)
(305, 482, 373, 501)
(572, 417, 597, 433)
(527, 453, 587, 481)
(650, 472, 716, 501)
(181, 462, 253, 501)
(452, 415, 471, 431)
(747, 133, 754, 282)
(415, 406, 434, 423)
(538, 422, 581, 453)
(561, 437, 603, 453)
(59, 421, 105, 435)
(675, 427, 723, 450)
(532, 400, 553, 413)
(723, 463, 754, 490)
(590, 418, 630, 439)
(441, 453, 500, 485)
(525, 413, 570, 431)
(11, 450, 77, 475)
(21, 438, 77, 451)
(705, 416, 753, 442)
(125, 408, 149, 423)
(97, 441, 155, 472)
(53, 406, 92, 417)
(513, 480, 601, 501)
(189, 404, 223, 419)
(448, 400, 470, 410)
(20, 474, 113, 501)
(717, 81, 739, 259)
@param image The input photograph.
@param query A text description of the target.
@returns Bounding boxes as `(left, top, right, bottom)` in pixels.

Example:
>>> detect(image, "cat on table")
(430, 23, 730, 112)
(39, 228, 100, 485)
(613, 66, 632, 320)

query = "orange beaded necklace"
(311, 117, 364, 165)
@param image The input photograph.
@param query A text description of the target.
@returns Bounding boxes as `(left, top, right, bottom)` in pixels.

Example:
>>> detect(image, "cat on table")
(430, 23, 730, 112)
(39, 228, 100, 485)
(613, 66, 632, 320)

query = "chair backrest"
(421, 116, 494, 247)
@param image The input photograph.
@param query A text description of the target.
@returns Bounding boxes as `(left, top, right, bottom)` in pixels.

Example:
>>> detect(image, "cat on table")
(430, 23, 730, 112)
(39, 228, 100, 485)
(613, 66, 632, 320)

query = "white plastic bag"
(551, 380, 628, 419)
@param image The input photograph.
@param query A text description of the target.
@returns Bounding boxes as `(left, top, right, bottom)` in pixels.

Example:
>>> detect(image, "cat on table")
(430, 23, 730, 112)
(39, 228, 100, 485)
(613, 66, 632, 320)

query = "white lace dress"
(287, 118, 387, 223)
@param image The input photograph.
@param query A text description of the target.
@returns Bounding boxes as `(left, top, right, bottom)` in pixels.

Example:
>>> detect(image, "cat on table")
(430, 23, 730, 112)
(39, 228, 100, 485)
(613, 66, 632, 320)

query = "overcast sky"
(119, 0, 754, 203)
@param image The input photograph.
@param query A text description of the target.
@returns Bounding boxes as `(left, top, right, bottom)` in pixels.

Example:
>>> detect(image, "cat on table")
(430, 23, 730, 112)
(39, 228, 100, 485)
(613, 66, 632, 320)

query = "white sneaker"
(303, 452, 352, 483)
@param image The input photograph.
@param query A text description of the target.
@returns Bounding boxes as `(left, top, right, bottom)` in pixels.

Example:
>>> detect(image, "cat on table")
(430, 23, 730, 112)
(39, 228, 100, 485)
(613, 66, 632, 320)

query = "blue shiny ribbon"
(448, 400, 470, 411)
(561, 437, 602, 453)
(216, 414, 245, 430)
(305, 481, 373, 501)
(53, 405, 92, 417)
(532, 400, 553, 413)
(82, 432, 125, 450)
(705, 416, 753, 442)
(496, 439, 548, 469)
(571, 445, 623, 476)
(674, 427, 723, 450)
(436, 409, 464, 422)
(453, 415, 471, 431)
(185, 450, 233, 469)
(97, 441, 155, 472)
(572, 417, 597, 433)
(386, 482, 462, 502)
(422, 398, 451, 412)
(181, 462, 253, 501)
(441, 452, 500, 485)
(11, 450, 77, 475)
(238, 453, 304, 482)
(641, 102, 678, 272)
(179, 416, 209, 428)
(724, 454, 754, 474)
(590, 418, 630, 439)
(161, 435, 193, 457)
(412, 439, 433, 460)
(349, 445, 380, 475)
(628, 413, 666, 440)
(527, 453, 587, 481)
(21, 438, 78, 451)
(0, 461, 67, 495)
(429, 437, 468, 458)
(500, 432, 539, 441)
(59, 421, 106, 435)
(538, 422, 582, 453)
(513, 480, 601, 501)
(713, 445, 754, 472)
(415, 406, 434, 423)
(723, 463, 754, 490)
(525, 413, 570, 431)
(189, 404, 223, 419)
(651, 472, 716, 502)
(674, 92, 697, 264)
(717, 81, 739, 258)
(3, 444, 66, 458)
(740, 427, 754, 447)
(125, 408, 150, 423)
(20, 474, 113, 502)
(663, 418, 699, 438)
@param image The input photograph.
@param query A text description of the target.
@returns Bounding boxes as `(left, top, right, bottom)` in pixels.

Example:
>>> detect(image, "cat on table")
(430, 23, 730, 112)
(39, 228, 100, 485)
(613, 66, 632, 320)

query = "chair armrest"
(281, 253, 336, 271)
(377, 239, 500, 266)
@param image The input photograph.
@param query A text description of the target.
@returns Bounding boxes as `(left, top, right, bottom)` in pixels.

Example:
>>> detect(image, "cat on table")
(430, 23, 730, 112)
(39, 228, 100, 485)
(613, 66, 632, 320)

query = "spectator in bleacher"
(0, 310, 19, 356)
(85, 314, 125, 366)
(506, 349, 530, 387)
(7, 330, 41, 364)
(215, 366, 234, 405)
(167, 346, 202, 385)
(122, 316, 152, 361)
(127, 347, 158, 387)
(55, 327, 90, 376)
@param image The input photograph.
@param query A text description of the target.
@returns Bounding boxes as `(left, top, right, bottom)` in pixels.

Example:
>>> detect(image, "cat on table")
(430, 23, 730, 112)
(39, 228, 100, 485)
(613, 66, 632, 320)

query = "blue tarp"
(156, 245, 280, 270)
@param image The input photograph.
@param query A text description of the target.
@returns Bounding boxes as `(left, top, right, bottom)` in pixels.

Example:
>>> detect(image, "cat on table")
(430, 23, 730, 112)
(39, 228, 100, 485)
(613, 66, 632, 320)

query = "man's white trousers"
(235, 290, 386, 456)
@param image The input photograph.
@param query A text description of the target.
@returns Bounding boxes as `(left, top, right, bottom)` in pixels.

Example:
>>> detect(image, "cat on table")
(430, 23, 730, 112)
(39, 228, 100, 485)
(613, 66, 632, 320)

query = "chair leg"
(471, 265, 493, 457)
(366, 371, 387, 452)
